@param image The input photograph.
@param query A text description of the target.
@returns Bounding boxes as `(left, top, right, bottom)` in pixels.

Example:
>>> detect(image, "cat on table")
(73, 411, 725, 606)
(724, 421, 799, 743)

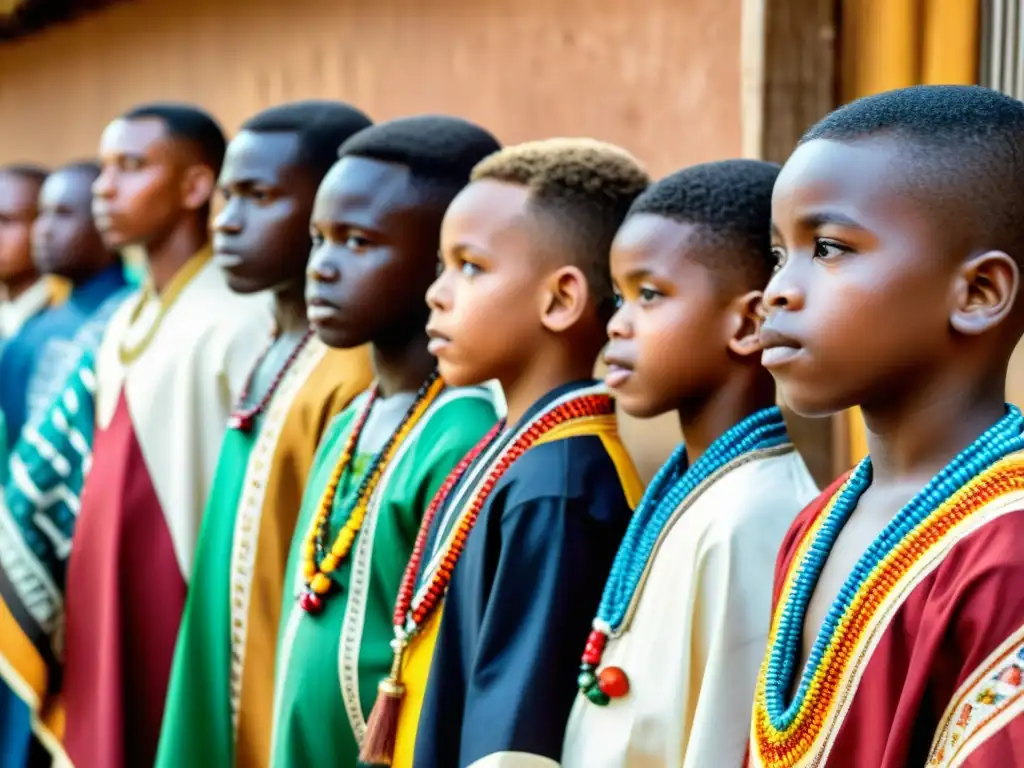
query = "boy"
(362, 139, 649, 768)
(747, 85, 1024, 768)
(0, 161, 130, 767)
(60, 103, 273, 768)
(269, 115, 501, 768)
(22, 161, 131, 431)
(156, 100, 374, 768)
(560, 161, 818, 768)
(0, 165, 50, 444)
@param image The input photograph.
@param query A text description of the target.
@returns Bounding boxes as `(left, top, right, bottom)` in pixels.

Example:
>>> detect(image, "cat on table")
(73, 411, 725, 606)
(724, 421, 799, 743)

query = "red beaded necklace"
(229, 327, 315, 432)
(359, 387, 615, 765)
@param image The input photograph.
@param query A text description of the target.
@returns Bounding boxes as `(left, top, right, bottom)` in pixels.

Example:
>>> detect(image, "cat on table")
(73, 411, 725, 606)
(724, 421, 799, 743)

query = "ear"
(950, 250, 1019, 336)
(181, 164, 216, 212)
(539, 265, 589, 333)
(726, 289, 765, 358)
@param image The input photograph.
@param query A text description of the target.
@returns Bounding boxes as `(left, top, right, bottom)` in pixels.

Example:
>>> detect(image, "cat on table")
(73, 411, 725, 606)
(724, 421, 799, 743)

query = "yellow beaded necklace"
(298, 373, 444, 614)
(118, 248, 211, 365)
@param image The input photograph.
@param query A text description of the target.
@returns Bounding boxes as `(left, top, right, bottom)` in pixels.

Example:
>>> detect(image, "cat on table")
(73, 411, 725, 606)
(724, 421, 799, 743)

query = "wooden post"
(742, 0, 846, 487)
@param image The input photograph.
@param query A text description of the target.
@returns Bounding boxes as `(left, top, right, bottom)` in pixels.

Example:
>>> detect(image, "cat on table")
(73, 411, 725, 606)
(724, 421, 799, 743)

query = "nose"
(307, 244, 340, 284)
(213, 196, 243, 234)
(606, 302, 632, 340)
(425, 268, 452, 311)
(762, 263, 805, 313)
(92, 166, 115, 199)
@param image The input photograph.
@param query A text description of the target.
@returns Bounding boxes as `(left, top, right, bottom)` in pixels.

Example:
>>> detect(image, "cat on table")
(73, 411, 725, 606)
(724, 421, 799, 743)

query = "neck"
(372, 328, 436, 398)
(274, 283, 308, 335)
(678, 367, 777, 462)
(144, 219, 208, 294)
(2, 272, 40, 302)
(501, 343, 597, 425)
(862, 367, 1007, 489)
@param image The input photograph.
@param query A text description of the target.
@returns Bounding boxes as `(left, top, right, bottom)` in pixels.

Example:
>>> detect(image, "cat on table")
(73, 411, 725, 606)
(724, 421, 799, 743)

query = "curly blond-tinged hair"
(471, 139, 650, 314)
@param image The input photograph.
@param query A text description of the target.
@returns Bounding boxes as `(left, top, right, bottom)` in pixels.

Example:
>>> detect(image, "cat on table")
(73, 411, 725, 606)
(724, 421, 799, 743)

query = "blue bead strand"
(763, 405, 1024, 730)
(597, 406, 790, 632)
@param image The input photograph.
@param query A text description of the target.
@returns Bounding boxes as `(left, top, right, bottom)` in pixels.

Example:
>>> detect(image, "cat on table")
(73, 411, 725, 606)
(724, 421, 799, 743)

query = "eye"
(310, 231, 324, 248)
(813, 238, 847, 260)
(345, 233, 372, 252)
(460, 261, 481, 278)
(611, 291, 624, 310)
(638, 286, 662, 304)
(120, 157, 144, 172)
(250, 187, 274, 204)
(771, 246, 786, 271)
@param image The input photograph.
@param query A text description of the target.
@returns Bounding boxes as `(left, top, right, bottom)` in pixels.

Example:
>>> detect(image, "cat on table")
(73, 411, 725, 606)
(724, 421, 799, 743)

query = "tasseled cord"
(360, 650, 406, 766)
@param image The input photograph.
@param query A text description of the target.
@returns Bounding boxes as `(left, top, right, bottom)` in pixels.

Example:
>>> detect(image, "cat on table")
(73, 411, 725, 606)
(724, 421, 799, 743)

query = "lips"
(759, 326, 804, 368)
(213, 252, 245, 270)
(603, 351, 635, 389)
(426, 325, 453, 356)
(306, 296, 342, 324)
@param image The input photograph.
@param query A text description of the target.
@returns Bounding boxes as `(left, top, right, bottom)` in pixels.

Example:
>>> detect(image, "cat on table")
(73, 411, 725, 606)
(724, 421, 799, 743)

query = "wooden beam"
(742, 0, 844, 487)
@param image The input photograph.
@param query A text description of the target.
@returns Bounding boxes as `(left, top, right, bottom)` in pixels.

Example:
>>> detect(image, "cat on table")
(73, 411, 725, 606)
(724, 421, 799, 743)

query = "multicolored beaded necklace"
(578, 406, 789, 706)
(297, 371, 444, 615)
(229, 327, 314, 432)
(359, 383, 614, 765)
(759, 406, 1024, 730)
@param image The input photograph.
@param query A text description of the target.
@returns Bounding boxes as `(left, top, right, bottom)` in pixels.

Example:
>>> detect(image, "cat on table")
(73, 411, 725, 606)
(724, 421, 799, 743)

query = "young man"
(156, 100, 374, 768)
(0, 161, 131, 768)
(560, 161, 818, 768)
(747, 85, 1024, 768)
(0, 165, 50, 447)
(21, 161, 131, 431)
(269, 116, 501, 767)
(361, 139, 649, 768)
(59, 103, 273, 768)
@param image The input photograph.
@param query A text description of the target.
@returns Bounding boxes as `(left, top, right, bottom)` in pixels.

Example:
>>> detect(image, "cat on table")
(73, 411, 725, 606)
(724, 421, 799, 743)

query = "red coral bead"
(597, 666, 630, 698)
(299, 590, 324, 615)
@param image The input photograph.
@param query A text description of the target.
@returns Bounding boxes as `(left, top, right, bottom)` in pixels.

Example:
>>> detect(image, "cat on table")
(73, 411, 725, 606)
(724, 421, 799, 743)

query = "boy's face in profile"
(213, 130, 318, 295)
(92, 117, 189, 251)
(306, 156, 436, 349)
(0, 172, 40, 284)
(32, 170, 107, 280)
(427, 179, 545, 387)
(605, 214, 737, 419)
(762, 137, 958, 417)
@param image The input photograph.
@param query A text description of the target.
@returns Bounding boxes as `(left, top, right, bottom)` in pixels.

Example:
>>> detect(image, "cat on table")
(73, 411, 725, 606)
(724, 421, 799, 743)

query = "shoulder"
(498, 433, 631, 514)
(417, 385, 499, 441)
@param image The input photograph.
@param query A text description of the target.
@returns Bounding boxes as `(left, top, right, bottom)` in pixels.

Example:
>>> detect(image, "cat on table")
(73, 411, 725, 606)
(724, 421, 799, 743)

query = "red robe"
(60, 254, 272, 768)
(748, 457, 1024, 768)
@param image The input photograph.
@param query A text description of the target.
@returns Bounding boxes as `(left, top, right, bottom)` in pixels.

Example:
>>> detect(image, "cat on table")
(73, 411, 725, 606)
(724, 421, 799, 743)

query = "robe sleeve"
(455, 497, 603, 768)
(926, 520, 1024, 767)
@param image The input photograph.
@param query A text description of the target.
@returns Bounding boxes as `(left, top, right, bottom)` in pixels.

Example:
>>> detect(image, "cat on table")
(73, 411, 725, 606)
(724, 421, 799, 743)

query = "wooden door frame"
(740, 0, 849, 486)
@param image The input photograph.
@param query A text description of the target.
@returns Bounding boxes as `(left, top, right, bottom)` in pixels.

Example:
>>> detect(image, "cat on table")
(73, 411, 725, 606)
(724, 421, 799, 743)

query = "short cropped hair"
(628, 160, 780, 288)
(471, 138, 650, 314)
(801, 84, 1024, 267)
(240, 100, 372, 180)
(0, 164, 48, 185)
(123, 102, 228, 176)
(338, 115, 501, 192)
(52, 160, 101, 180)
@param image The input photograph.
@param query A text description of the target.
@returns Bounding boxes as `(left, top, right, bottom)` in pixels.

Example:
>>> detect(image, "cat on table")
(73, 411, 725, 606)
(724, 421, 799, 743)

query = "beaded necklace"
(297, 371, 443, 615)
(359, 383, 614, 765)
(578, 406, 789, 706)
(228, 327, 314, 432)
(757, 405, 1024, 739)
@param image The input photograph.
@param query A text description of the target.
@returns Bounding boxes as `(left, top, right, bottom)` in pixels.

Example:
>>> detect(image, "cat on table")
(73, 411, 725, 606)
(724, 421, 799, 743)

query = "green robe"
(155, 342, 371, 768)
(270, 385, 497, 766)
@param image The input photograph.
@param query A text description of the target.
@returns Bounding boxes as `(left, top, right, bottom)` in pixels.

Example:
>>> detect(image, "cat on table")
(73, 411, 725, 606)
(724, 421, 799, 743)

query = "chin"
(224, 275, 265, 295)
(775, 382, 847, 420)
(437, 359, 487, 388)
(311, 324, 366, 350)
(613, 391, 666, 421)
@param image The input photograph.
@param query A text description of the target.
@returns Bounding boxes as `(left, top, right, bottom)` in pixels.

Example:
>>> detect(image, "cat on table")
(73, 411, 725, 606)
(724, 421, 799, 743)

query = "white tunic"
(562, 447, 818, 768)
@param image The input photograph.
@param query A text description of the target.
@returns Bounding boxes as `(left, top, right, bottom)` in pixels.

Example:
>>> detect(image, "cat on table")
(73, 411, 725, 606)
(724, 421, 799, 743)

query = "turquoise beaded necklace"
(763, 404, 1024, 730)
(578, 405, 790, 705)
